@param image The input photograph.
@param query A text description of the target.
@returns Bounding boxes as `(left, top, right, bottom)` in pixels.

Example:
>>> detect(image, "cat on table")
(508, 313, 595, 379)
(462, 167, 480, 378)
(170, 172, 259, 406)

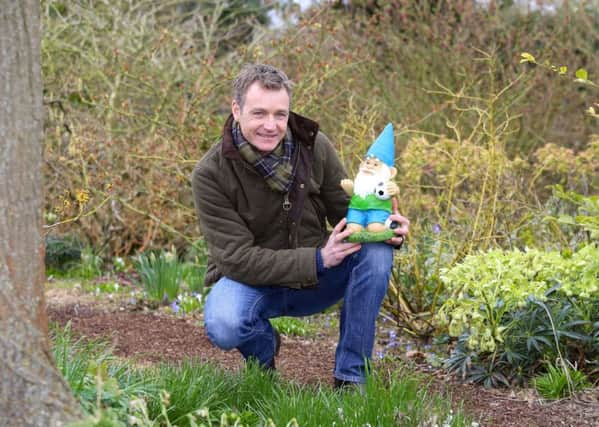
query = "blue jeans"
(203, 242, 393, 383)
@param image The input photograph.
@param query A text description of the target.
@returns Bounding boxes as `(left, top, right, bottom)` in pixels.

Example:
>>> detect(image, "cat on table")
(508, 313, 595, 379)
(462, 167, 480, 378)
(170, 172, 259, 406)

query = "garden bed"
(46, 287, 599, 427)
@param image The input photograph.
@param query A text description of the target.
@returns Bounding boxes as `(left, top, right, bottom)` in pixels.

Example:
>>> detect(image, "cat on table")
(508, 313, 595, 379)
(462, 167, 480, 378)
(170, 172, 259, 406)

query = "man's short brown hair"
(233, 64, 293, 109)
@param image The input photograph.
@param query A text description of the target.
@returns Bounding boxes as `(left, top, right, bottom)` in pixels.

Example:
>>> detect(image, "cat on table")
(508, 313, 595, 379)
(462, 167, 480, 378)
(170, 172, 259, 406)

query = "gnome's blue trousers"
(346, 208, 389, 227)
(203, 242, 393, 384)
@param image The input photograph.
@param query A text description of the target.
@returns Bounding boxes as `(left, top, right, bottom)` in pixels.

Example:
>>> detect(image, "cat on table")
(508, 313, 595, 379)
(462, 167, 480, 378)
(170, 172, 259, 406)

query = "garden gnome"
(340, 123, 399, 242)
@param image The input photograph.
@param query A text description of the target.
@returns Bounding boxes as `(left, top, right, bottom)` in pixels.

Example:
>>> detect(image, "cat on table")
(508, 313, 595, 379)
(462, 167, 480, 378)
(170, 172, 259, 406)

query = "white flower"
(195, 408, 209, 418)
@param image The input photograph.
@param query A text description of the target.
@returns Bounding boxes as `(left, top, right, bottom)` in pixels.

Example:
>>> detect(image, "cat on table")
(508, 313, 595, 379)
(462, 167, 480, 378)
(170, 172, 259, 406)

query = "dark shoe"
(334, 378, 364, 393)
(263, 329, 281, 371)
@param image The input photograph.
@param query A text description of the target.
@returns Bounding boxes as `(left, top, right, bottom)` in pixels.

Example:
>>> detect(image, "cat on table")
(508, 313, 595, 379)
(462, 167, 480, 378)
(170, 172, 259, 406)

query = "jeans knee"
(204, 297, 244, 350)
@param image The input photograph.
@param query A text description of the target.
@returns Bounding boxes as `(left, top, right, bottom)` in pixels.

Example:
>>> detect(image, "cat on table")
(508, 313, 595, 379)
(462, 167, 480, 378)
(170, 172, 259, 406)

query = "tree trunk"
(0, 1, 81, 425)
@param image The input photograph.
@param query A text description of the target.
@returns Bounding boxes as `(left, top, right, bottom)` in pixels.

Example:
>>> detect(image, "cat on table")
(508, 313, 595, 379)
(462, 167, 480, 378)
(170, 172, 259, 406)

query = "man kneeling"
(191, 64, 409, 387)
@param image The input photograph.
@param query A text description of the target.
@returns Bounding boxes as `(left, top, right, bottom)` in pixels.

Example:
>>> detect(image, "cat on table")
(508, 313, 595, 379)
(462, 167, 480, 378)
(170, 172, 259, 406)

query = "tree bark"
(0, 1, 81, 425)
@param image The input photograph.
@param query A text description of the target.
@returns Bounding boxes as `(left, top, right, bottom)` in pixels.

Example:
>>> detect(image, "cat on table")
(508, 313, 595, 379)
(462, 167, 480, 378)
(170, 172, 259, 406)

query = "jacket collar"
(221, 111, 319, 160)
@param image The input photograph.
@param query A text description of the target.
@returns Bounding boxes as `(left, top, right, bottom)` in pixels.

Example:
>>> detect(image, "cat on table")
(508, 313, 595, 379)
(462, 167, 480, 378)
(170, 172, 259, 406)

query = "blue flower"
(433, 223, 442, 234)
(171, 301, 179, 313)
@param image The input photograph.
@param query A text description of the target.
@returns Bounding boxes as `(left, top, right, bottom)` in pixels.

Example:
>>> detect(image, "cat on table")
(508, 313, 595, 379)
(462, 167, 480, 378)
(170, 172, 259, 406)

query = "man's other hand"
(386, 198, 410, 247)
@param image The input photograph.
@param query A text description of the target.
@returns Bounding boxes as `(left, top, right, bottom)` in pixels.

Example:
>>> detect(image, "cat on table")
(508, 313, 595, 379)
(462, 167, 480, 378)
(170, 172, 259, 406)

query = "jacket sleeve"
(316, 133, 350, 227)
(191, 160, 318, 288)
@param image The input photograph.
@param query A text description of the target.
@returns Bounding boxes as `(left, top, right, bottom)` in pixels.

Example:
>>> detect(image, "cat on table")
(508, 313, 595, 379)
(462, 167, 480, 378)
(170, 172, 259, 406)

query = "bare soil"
(46, 288, 599, 427)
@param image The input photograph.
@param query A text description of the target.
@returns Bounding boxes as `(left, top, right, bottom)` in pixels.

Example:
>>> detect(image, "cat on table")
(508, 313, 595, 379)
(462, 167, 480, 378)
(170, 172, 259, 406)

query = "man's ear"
(231, 99, 241, 121)
(389, 166, 397, 179)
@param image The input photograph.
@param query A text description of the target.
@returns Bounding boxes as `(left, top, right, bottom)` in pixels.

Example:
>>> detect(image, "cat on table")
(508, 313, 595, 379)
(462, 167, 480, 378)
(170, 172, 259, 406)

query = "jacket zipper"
(283, 193, 291, 211)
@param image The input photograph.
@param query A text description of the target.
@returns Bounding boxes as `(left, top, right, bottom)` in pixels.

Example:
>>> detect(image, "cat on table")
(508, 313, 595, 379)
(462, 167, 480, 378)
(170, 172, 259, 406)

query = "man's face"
(232, 81, 290, 153)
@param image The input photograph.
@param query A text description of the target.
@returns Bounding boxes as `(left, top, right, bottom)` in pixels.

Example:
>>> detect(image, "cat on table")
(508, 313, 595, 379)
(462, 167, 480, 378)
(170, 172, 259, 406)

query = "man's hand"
(386, 198, 410, 247)
(320, 218, 362, 268)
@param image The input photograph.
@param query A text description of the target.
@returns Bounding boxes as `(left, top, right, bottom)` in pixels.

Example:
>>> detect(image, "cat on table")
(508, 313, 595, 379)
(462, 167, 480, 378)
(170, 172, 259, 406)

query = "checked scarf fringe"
(232, 121, 296, 193)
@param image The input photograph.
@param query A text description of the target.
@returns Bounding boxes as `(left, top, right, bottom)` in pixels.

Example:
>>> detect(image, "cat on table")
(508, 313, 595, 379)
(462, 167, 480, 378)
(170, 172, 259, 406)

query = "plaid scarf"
(232, 121, 296, 193)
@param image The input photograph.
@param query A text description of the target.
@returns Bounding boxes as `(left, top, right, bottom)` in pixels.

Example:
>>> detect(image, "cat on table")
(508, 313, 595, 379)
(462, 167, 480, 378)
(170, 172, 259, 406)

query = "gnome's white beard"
(353, 167, 391, 198)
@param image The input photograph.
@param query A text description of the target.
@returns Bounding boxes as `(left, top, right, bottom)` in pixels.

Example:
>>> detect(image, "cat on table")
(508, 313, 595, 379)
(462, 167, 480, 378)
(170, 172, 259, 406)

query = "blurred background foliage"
(42, 0, 598, 257)
(41, 0, 597, 279)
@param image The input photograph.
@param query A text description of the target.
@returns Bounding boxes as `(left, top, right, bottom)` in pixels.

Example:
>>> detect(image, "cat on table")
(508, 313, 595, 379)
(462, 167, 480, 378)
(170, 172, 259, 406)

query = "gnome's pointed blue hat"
(366, 123, 395, 167)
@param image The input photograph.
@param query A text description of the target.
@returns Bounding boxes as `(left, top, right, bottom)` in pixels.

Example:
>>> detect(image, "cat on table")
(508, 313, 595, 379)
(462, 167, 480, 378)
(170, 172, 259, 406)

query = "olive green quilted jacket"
(191, 112, 349, 289)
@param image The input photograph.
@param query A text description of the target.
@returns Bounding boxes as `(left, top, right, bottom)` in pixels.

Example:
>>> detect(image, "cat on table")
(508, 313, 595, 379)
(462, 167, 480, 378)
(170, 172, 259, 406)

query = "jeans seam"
(247, 287, 285, 357)
(335, 267, 354, 377)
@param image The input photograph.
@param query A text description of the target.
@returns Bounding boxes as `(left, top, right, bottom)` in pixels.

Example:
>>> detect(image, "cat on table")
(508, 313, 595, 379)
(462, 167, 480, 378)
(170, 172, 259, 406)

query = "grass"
(134, 250, 183, 304)
(50, 324, 472, 426)
(271, 316, 319, 337)
(533, 363, 590, 400)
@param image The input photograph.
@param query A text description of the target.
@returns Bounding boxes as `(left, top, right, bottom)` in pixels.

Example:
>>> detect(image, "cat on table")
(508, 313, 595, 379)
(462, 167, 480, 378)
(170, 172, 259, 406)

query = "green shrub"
(45, 234, 82, 272)
(439, 245, 599, 385)
(134, 249, 182, 303)
(544, 184, 599, 242)
(533, 363, 590, 400)
(385, 220, 458, 337)
(69, 246, 104, 279)
(181, 262, 206, 295)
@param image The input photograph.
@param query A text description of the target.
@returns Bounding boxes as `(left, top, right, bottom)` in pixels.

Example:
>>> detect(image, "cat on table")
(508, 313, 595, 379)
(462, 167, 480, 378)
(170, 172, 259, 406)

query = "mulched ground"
(46, 290, 599, 427)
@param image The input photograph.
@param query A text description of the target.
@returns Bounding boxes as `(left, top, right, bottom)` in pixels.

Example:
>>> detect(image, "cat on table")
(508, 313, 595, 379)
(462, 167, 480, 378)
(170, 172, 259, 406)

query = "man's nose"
(263, 116, 276, 130)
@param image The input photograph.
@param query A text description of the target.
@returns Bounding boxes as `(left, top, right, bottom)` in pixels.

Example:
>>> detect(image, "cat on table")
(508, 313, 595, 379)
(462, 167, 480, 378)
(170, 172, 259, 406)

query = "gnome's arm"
(387, 181, 399, 196)
(340, 178, 354, 197)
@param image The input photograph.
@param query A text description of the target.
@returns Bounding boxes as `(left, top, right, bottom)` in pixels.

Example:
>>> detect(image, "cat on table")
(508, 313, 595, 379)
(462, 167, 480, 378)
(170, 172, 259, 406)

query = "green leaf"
(575, 68, 588, 81)
(520, 52, 536, 64)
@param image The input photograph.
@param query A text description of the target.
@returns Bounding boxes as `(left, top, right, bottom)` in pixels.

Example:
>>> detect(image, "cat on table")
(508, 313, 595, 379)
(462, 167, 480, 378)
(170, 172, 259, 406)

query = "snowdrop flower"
(195, 408, 209, 418)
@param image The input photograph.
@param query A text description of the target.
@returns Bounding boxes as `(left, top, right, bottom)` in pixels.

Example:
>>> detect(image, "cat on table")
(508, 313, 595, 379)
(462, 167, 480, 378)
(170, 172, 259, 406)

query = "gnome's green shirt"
(348, 194, 392, 212)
